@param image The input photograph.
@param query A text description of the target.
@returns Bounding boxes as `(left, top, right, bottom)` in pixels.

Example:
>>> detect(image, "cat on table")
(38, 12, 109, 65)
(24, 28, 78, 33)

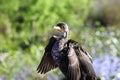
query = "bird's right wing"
(37, 37, 58, 74)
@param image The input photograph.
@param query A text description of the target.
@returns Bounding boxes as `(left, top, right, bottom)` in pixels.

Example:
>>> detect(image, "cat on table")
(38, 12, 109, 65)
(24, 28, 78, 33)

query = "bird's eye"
(60, 25, 65, 29)
(56, 23, 65, 29)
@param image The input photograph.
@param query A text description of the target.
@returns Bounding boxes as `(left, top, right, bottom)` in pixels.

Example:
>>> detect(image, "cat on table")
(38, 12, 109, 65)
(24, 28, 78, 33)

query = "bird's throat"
(59, 39, 66, 50)
(52, 38, 67, 54)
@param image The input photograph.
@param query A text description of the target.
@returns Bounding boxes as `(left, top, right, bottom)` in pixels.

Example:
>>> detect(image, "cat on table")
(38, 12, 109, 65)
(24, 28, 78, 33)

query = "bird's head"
(52, 22, 69, 39)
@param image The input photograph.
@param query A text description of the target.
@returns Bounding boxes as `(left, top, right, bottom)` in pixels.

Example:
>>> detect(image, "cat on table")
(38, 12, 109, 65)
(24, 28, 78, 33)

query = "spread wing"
(67, 42, 81, 80)
(37, 37, 58, 74)
(78, 47, 96, 75)
(67, 39, 97, 79)
(77, 47, 97, 80)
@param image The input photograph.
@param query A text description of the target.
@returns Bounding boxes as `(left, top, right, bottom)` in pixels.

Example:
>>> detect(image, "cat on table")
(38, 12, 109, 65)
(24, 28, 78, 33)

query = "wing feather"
(37, 37, 58, 74)
(67, 43, 81, 80)
(66, 39, 97, 80)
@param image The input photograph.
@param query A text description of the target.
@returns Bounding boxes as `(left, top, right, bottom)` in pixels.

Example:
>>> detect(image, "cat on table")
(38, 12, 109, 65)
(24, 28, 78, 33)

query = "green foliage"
(0, 0, 94, 79)
(0, 0, 94, 52)
(0, 0, 120, 80)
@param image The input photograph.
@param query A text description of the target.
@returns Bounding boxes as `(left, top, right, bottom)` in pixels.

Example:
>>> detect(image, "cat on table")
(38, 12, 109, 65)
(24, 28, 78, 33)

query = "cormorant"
(37, 22, 98, 80)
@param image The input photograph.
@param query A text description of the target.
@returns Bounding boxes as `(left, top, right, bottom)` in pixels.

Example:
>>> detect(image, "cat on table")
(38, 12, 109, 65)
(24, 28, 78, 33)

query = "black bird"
(37, 22, 98, 80)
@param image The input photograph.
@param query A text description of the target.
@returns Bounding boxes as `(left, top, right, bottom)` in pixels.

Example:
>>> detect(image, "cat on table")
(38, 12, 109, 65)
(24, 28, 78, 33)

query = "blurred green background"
(0, 0, 120, 80)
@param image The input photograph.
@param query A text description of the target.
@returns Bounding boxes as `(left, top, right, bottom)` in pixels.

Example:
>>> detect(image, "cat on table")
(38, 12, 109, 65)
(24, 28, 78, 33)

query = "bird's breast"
(51, 41, 66, 66)
(51, 43, 61, 65)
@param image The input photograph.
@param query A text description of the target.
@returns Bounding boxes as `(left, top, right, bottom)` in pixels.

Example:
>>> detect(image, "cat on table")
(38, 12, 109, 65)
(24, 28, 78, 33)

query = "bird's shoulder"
(65, 39, 85, 53)
(45, 37, 57, 51)
(65, 39, 92, 62)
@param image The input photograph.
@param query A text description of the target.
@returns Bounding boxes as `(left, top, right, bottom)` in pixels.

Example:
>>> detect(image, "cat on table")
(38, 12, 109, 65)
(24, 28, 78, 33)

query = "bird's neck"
(59, 38, 67, 50)
(52, 34, 69, 50)
(54, 37, 67, 51)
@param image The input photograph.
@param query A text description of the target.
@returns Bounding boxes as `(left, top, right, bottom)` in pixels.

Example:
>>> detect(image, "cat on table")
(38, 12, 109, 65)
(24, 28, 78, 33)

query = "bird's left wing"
(37, 37, 58, 74)
(66, 39, 97, 80)
(71, 40, 97, 79)
(66, 43, 81, 80)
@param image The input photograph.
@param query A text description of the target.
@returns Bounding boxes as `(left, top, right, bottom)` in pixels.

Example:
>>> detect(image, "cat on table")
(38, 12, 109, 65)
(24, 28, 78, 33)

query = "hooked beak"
(53, 26, 62, 32)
